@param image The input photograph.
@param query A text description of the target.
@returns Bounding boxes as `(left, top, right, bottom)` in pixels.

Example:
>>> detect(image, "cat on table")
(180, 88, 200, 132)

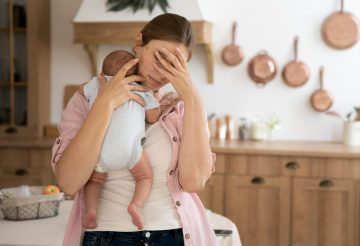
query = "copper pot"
(322, 0, 360, 49)
(310, 67, 333, 112)
(221, 22, 244, 66)
(248, 50, 277, 86)
(282, 36, 310, 88)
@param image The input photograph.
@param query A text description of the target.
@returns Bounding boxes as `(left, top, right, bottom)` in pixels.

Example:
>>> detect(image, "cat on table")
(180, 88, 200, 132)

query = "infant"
(80, 50, 160, 230)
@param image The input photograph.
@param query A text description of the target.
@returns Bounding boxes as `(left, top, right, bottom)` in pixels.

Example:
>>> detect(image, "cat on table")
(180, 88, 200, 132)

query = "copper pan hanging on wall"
(282, 36, 310, 88)
(310, 67, 333, 112)
(247, 50, 277, 87)
(221, 22, 244, 66)
(322, 0, 360, 49)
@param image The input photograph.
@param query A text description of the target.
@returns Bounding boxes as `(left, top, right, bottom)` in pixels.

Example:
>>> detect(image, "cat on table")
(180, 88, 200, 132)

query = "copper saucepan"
(282, 36, 310, 87)
(248, 50, 277, 87)
(310, 67, 333, 112)
(322, 0, 360, 49)
(221, 22, 244, 66)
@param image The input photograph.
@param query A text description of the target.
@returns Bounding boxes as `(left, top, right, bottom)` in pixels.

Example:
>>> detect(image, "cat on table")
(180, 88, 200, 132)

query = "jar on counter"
(250, 120, 268, 141)
(343, 121, 360, 146)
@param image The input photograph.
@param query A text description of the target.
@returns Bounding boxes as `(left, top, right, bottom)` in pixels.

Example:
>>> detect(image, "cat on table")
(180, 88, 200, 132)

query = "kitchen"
(1, 0, 360, 245)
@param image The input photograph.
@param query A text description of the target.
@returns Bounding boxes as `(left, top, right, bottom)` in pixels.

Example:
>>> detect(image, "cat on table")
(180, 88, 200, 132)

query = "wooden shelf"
(73, 21, 214, 83)
(0, 82, 27, 88)
(0, 27, 27, 32)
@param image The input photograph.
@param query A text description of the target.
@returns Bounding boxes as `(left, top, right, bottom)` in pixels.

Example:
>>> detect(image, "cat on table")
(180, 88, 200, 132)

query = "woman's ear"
(132, 33, 143, 52)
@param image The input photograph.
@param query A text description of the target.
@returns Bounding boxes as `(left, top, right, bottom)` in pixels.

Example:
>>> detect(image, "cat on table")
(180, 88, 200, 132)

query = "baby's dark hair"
(102, 50, 137, 76)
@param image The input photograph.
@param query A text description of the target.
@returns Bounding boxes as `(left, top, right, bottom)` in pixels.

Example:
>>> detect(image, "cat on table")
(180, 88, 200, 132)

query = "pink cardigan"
(51, 92, 218, 246)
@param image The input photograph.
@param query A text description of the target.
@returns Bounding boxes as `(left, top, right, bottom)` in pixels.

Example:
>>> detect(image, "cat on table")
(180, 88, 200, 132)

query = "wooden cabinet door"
(197, 174, 224, 214)
(292, 178, 358, 246)
(225, 175, 290, 246)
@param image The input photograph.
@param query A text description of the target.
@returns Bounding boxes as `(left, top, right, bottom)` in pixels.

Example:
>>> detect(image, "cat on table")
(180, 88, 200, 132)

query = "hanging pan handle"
(231, 22, 237, 44)
(294, 36, 299, 61)
(319, 66, 325, 89)
(340, 0, 344, 13)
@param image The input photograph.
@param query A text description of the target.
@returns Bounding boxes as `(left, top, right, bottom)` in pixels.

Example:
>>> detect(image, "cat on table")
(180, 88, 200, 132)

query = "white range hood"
(74, 0, 206, 22)
(72, 0, 214, 83)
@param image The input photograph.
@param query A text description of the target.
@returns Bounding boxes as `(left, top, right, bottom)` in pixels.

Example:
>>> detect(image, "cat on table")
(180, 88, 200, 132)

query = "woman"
(51, 13, 217, 246)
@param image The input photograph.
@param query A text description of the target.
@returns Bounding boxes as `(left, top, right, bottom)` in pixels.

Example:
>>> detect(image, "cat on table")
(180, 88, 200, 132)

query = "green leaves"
(106, 0, 170, 14)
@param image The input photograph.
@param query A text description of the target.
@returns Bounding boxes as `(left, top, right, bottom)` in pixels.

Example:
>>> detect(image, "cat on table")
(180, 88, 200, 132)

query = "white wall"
(50, 0, 360, 141)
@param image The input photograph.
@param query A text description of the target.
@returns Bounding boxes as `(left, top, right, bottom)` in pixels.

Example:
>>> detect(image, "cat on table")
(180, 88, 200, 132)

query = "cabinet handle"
(319, 179, 334, 188)
(251, 176, 265, 185)
(5, 126, 17, 134)
(285, 161, 300, 170)
(14, 168, 29, 176)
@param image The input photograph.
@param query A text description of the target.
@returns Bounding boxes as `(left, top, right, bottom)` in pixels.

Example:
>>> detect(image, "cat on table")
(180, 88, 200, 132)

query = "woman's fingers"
(129, 83, 149, 92)
(97, 73, 107, 86)
(130, 93, 146, 107)
(113, 58, 139, 80)
(155, 50, 178, 76)
(123, 75, 147, 85)
(175, 48, 187, 69)
(154, 61, 174, 81)
(158, 48, 184, 71)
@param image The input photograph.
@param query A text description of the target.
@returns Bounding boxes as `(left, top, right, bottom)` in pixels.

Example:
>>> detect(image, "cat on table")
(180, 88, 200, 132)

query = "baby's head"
(102, 50, 137, 76)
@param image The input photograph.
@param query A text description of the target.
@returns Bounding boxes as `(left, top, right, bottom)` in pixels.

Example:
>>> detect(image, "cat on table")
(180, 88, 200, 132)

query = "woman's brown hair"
(140, 13, 195, 60)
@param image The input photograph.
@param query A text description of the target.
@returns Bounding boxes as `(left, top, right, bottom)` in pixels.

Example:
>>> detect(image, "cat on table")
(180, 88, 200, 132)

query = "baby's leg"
(83, 171, 107, 229)
(128, 153, 153, 230)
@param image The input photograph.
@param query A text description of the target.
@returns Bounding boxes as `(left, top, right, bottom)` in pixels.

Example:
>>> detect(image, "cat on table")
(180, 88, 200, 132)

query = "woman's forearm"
(178, 93, 213, 193)
(56, 99, 113, 195)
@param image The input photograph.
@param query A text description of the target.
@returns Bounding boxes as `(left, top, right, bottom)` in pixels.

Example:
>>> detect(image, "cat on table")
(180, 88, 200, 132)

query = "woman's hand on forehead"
(153, 47, 196, 99)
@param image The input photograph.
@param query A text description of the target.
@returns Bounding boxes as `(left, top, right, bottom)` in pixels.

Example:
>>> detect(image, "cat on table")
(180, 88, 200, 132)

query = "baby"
(80, 50, 160, 230)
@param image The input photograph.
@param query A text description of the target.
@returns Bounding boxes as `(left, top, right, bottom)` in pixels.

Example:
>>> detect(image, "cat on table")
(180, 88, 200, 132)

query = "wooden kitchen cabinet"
(0, 0, 50, 137)
(0, 138, 55, 188)
(202, 140, 360, 246)
(225, 175, 290, 246)
(292, 177, 358, 246)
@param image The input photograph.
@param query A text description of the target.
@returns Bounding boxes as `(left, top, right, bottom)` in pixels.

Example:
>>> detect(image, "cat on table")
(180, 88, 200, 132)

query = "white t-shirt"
(91, 122, 183, 231)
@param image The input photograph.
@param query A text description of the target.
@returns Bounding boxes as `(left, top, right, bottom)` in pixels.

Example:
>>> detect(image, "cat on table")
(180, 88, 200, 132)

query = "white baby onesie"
(83, 76, 160, 172)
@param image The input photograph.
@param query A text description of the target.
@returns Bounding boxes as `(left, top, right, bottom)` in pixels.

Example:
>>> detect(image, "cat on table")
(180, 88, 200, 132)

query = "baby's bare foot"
(128, 203, 144, 230)
(83, 209, 97, 229)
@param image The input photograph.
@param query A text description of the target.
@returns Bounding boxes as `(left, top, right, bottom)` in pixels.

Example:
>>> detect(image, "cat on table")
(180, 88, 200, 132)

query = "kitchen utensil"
(282, 36, 310, 87)
(354, 107, 360, 121)
(221, 22, 244, 66)
(310, 67, 333, 112)
(326, 110, 347, 121)
(343, 121, 360, 146)
(248, 50, 277, 86)
(322, 0, 360, 49)
(215, 118, 222, 140)
(225, 114, 232, 140)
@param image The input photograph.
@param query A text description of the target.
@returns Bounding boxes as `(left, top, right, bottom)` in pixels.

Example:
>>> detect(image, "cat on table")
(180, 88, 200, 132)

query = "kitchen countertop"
(0, 200, 241, 246)
(210, 139, 360, 159)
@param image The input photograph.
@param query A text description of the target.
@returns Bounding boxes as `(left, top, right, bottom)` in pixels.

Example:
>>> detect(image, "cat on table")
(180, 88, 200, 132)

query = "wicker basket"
(0, 186, 64, 221)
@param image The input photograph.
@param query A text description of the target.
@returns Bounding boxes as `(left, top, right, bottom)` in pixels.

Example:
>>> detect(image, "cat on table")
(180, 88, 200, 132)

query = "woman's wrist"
(182, 88, 202, 107)
(93, 95, 115, 113)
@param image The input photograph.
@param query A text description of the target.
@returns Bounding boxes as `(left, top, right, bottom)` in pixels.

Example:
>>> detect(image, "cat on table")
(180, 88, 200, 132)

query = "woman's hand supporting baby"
(56, 59, 148, 196)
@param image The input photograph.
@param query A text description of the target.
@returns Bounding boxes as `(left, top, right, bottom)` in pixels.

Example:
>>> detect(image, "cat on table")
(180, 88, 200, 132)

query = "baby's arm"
(145, 107, 161, 124)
